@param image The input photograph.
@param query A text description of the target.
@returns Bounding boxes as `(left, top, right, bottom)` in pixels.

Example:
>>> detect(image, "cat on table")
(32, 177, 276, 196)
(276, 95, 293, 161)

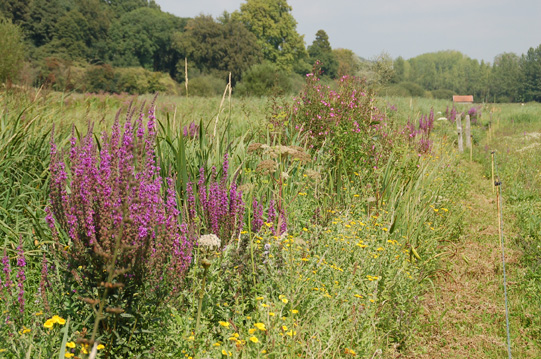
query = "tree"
(174, 15, 261, 84)
(0, 0, 30, 24)
(25, 0, 67, 48)
(108, 7, 178, 70)
(233, 0, 306, 72)
(308, 29, 338, 78)
(333, 48, 362, 76)
(491, 53, 520, 102)
(519, 44, 541, 102)
(0, 18, 25, 84)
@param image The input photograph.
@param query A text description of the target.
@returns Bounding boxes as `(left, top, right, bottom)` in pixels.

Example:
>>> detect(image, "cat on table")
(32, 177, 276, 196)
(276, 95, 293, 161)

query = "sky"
(155, 0, 541, 63)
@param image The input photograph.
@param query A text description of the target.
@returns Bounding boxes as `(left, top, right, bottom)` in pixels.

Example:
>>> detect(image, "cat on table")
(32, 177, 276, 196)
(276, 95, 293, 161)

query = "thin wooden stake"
(456, 113, 463, 152)
(185, 57, 189, 97)
(491, 151, 495, 193)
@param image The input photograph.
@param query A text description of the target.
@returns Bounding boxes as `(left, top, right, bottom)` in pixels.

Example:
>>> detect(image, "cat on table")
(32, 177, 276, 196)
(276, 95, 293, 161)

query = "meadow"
(0, 75, 540, 358)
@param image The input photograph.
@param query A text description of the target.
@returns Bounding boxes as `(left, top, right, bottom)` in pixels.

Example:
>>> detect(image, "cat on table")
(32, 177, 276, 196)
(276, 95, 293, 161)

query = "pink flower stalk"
(47, 103, 193, 298)
(188, 153, 245, 243)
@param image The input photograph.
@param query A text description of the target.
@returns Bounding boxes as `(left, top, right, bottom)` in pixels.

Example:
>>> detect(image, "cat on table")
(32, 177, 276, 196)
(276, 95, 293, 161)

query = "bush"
(383, 84, 411, 97)
(235, 62, 302, 97)
(0, 18, 25, 84)
(399, 82, 426, 97)
(181, 74, 227, 97)
(283, 64, 395, 178)
(84, 64, 116, 93)
(431, 89, 454, 100)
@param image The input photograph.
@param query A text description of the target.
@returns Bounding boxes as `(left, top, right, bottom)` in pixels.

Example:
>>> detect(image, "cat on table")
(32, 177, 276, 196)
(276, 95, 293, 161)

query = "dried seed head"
(198, 234, 221, 249)
(256, 159, 278, 175)
(247, 142, 263, 153)
(305, 169, 321, 180)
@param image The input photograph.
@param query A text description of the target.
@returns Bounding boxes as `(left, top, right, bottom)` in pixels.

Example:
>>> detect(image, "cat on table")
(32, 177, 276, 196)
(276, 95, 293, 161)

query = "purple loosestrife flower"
(251, 199, 264, 233)
(47, 103, 193, 301)
(189, 153, 245, 243)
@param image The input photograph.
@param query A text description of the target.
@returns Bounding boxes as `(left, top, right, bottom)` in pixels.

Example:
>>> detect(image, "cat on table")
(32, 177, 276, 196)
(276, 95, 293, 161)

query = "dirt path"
(401, 160, 538, 358)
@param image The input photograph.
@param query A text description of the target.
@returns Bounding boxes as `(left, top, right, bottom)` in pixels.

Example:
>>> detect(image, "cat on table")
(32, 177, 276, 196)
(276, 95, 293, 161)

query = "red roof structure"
(453, 95, 473, 103)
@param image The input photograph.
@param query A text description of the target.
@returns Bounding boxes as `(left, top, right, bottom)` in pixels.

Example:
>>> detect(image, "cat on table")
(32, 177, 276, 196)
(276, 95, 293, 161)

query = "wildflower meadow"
(1, 70, 540, 358)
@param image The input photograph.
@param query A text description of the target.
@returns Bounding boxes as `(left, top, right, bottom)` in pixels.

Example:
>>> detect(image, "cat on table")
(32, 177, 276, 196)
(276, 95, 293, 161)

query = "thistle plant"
(46, 102, 194, 349)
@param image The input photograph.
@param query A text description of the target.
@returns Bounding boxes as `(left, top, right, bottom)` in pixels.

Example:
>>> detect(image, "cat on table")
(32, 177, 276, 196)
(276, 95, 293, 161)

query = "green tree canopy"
(173, 15, 261, 84)
(233, 0, 307, 72)
(0, 18, 25, 83)
(333, 48, 362, 77)
(108, 7, 180, 71)
(519, 44, 541, 102)
(308, 29, 338, 78)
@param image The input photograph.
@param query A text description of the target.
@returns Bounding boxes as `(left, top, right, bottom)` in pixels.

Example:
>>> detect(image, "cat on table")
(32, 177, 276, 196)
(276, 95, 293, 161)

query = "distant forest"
(1, 0, 540, 102)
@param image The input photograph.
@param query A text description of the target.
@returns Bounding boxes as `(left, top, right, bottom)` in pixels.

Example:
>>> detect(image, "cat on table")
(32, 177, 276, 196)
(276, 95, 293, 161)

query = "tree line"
(1, 0, 540, 102)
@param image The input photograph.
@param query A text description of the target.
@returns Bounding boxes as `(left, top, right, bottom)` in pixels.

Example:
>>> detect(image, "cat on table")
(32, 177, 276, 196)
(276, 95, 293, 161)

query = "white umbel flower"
(198, 234, 221, 249)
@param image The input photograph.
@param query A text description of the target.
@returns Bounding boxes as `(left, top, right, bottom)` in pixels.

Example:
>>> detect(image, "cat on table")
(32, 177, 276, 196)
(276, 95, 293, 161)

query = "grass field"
(0, 84, 540, 358)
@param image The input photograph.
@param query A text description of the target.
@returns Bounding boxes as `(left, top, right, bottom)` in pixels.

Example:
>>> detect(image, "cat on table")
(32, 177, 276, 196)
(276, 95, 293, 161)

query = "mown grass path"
(403, 159, 540, 358)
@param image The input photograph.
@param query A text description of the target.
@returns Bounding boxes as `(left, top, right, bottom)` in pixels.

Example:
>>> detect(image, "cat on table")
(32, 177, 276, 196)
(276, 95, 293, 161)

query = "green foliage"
(0, 18, 25, 83)
(84, 64, 116, 93)
(519, 44, 541, 102)
(235, 62, 302, 97)
(333, 48, 362, 77)
(173, 15, 262, 84)
(308, 30, 338, 78)
(233, 0, 307, 72)
(108, 7, 178, 70)
(184, 74, 227, 97)
(430, 88, 454, 100)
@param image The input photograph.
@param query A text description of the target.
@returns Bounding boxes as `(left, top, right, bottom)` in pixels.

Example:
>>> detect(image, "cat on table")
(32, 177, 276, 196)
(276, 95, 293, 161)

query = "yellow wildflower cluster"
(43, 315, 66, 329)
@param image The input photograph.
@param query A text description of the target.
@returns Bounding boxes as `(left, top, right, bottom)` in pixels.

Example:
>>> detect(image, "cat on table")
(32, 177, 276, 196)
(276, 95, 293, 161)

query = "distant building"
(453, 95, 474, 104)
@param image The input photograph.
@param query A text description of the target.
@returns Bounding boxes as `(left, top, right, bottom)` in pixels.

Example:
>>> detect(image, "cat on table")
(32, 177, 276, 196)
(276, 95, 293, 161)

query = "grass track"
(403, 145, 541, 358)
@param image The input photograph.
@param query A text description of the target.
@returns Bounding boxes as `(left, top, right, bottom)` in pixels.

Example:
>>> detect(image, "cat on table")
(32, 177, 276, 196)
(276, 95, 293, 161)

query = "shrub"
(235, 62, 302, 97)
(84, 64, 116, 93)
(398, 82, 426, 97)
(182, 74, 227, 97)
(0, 18, 25, 84)
(431, 88, 454, 100)
(286, 63, 394, 177)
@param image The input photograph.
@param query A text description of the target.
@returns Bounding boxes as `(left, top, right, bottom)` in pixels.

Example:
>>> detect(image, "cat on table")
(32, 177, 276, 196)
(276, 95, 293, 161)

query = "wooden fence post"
(456, 113, 463, 152)
(465, 114, 472, 160)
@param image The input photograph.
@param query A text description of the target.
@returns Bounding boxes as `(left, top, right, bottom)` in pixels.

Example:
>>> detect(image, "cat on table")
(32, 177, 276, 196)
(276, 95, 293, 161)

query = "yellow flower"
(218, 321, 230, 328)
(96, 344, 105, 350)
(43, 319, 54, 329)
(269, 312, 275, 316)
(249, 336, 259, 343)
(213, 342, 221, 347)
(51, 315, 66, 325)
(249, 328, 256, 334)
(286, 330, 296, 336)
(254, 323, 266, 331)
(64, 353, 74, 358)
(66, 342, 76, 349)
(291, 309, 299, 314)
(282, 325, 288, 331)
